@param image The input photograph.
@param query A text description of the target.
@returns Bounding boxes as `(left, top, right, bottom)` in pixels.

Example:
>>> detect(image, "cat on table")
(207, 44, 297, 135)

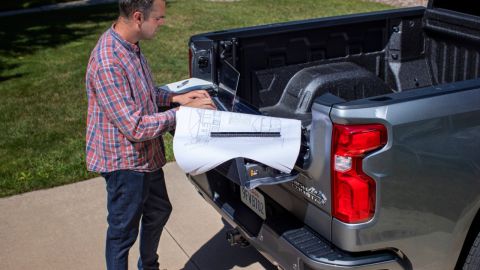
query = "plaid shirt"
(85, 26, 176, 173)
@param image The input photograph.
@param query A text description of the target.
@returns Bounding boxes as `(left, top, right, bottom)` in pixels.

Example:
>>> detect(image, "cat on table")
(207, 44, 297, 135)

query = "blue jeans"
(102, 169, 172, 270)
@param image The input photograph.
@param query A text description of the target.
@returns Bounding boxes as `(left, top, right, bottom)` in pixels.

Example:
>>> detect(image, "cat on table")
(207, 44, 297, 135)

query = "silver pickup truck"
(186, 0, 480, 269)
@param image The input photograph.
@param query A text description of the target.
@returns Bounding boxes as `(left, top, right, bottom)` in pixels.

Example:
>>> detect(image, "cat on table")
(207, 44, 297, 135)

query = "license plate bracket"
(240, 187, 266, 220)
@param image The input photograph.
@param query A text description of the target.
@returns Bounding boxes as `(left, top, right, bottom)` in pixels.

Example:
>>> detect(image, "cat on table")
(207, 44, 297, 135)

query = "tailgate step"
(282, 227, 398, 266)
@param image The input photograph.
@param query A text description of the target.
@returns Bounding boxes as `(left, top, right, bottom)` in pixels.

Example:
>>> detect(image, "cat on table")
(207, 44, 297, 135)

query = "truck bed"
(191, 5, 480, 116)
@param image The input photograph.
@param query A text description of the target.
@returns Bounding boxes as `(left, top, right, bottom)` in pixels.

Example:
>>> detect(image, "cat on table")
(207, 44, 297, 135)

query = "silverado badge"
(291, 180, 327, 206)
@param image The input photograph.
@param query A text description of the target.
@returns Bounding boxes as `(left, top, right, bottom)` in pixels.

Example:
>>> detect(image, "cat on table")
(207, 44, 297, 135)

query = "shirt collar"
(109, 25, 141, 53)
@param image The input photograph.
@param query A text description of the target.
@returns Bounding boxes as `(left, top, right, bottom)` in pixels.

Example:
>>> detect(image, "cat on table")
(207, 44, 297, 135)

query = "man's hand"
(171, 90, 210, 105)
(183, 97, 217, 110)
(172, 90, 216, 110)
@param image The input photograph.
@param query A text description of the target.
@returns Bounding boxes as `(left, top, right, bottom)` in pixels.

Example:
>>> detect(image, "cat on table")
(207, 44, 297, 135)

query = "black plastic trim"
(282, 227, 396, 267)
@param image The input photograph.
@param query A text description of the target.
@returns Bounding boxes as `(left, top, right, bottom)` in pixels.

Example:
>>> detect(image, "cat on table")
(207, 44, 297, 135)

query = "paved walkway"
(367, 0, 427, 7)
(0, 163, 275, 270)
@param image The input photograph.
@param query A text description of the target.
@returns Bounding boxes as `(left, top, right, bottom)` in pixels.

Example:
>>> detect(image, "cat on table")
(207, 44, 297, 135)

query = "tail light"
(188, 47, 193, 77)
(332, 124, 387, 223)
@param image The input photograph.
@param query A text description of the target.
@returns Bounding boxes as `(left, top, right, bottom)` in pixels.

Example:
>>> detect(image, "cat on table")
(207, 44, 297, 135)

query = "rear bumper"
(188, 173, 407, 270)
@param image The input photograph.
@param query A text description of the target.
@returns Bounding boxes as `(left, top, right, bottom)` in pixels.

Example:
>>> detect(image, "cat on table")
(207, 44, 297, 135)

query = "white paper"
(159, 78, 214, 94)
(173, 107, 301, 176)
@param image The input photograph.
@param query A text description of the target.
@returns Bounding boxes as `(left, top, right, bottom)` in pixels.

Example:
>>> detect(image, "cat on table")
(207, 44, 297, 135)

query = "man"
(85, 0, 215, 269)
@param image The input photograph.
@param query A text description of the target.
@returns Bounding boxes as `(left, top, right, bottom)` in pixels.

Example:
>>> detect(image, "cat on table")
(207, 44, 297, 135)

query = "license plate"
(240, 187, 266, 220)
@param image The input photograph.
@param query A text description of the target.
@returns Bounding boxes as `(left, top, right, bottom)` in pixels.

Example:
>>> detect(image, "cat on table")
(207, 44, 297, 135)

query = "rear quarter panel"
(329, 81, 480, 270)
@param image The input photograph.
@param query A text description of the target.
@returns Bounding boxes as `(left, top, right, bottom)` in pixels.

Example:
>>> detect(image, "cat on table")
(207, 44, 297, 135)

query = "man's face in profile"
(140, 0, 166, 40)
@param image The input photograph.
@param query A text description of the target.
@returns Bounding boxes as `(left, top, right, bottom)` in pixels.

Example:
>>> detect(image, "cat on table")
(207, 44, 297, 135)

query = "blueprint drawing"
(173, 107, 301, 176)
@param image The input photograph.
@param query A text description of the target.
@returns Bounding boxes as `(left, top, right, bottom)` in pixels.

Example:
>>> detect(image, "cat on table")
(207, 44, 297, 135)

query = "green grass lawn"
(0, 0, 392, 197)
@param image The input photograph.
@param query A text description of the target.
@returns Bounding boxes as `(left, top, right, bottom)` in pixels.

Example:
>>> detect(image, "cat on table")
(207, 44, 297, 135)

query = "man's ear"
(132, 11, 143, 26)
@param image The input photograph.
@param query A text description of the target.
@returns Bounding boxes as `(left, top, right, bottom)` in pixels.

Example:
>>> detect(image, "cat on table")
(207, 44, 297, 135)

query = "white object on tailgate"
(173, 106, 301, 176)
(159, 78, 214, 94)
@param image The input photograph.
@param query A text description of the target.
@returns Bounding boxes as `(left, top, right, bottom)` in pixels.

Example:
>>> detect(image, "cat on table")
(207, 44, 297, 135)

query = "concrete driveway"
(0, 163, 275, 270)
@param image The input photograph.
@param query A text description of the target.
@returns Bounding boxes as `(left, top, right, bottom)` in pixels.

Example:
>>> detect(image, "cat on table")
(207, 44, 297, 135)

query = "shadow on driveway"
(184, 220, 276, 270)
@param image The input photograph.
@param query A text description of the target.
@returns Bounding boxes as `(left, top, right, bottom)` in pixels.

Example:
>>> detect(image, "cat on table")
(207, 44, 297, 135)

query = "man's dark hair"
(119, 0, 158, 19)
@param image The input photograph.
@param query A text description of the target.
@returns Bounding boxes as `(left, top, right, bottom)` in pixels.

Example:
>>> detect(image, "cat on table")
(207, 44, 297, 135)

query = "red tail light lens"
(332, 124, 387, 223)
